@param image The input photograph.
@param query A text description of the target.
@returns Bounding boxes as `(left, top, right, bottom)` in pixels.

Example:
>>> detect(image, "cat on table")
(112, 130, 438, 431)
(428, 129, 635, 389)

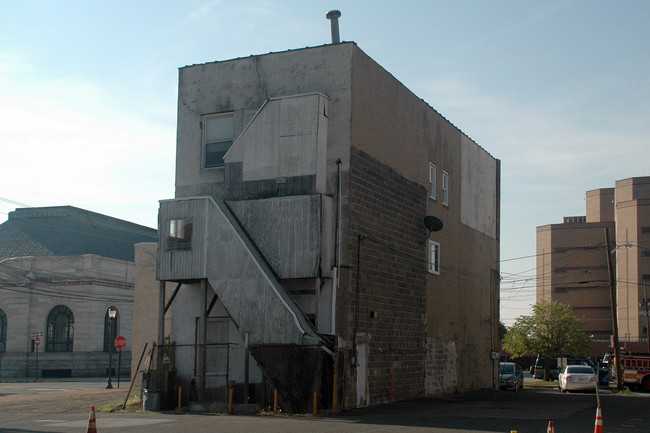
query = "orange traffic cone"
(547, 420, 554, 432)
(86, 405, 97, 433)
(594, 406, 604, 433)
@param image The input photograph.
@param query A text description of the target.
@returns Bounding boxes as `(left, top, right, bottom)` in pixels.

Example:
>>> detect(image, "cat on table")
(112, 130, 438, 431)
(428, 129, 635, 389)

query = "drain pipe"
(332, 159, 342, 333)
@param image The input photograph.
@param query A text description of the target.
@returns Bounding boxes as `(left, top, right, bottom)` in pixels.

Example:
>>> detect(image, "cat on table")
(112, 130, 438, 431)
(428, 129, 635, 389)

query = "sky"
(1, 1, 649, 325)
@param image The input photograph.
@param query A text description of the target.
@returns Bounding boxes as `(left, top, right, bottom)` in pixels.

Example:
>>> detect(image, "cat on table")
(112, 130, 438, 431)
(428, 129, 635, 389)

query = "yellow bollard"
(274, 389, 278, 413)
(228, 388, 233, 415)
(313, 391, 317, 415)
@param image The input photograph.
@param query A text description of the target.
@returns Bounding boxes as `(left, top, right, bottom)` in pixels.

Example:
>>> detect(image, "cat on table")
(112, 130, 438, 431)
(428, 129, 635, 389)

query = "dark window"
(103, 307, 119, 353)
(641, 227, 650, 234)
(0, 308, 6, 353)
(46, 305, 74, 352)
(643, 251, 650, 258)
(555, 267, 567, 273)
(167, 218, 193, 250)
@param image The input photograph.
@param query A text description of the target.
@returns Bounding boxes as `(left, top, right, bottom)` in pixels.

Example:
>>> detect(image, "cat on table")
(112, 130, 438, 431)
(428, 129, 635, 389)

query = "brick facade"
(344, 147, 427, 406)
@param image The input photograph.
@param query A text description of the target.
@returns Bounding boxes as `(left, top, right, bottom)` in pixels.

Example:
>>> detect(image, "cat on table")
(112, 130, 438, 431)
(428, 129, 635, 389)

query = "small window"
(442, 171, 449, 206)
(428, 163, 437, 200)
(428, 240, 440, 275)
(203, 113, 234, 168)
(643, 251, 650, 258)
(167, 218, 193, 251)
(641, 227, 650, 234)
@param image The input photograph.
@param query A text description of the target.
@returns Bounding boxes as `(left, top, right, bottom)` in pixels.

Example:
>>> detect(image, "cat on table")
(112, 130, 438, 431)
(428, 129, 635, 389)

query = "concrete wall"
(0, 255, 134, 378)
(174, 44, 354, 201)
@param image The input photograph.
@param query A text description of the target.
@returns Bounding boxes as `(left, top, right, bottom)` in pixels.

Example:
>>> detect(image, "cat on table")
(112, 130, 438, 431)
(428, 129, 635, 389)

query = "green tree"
(502, 300, 592, 381)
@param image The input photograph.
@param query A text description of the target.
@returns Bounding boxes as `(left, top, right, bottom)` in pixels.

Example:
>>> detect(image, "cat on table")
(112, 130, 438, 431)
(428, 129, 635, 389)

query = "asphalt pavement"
(0, 378, 649, 432)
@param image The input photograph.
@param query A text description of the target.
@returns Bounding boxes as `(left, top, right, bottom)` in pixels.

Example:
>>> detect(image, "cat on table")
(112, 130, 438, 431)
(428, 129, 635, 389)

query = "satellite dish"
(424, 216, 443, 232)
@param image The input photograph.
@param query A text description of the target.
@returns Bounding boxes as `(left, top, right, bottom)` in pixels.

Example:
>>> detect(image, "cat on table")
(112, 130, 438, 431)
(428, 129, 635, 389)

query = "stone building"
(150, 42, 500, 411)
(0, 206, 157, 378)
(537, 176, 650, 344)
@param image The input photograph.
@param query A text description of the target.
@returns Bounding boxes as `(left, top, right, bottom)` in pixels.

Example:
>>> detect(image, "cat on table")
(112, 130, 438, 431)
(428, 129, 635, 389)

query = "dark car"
(533, 355, 595, 380)
(499, 362, 524, 391)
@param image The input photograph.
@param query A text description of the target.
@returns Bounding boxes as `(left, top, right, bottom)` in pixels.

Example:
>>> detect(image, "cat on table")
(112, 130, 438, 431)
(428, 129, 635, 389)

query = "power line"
(0, 197, 32, 208)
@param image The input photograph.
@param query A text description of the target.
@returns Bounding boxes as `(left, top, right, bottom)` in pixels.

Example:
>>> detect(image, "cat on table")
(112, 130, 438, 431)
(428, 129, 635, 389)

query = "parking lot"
(0, 377, 649, 432)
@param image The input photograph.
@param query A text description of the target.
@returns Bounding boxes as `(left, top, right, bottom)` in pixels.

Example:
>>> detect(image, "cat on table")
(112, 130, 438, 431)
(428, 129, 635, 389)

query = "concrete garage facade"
(152, 42, 500, 411)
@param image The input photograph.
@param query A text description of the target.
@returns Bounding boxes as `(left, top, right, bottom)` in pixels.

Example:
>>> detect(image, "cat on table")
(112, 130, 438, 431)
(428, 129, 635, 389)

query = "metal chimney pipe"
(326, 10, 341, 44)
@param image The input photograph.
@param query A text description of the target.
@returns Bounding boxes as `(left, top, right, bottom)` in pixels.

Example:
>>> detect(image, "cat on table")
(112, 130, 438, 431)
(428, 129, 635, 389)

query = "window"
(46, 305, 74, 352)
(643, 251, 650, 258)
(428, 240, 440, 275)
(103, 307, 119, 353)
(203, 113, 234, 168)
(442, 171, 449, 206)
(428, 163, 437, 200)
(167, 218, 193, 251)
(0, 308, 6, 353)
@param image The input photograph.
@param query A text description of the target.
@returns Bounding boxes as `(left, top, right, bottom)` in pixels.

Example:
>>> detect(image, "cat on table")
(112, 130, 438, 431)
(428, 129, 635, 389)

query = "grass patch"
(610, 387, 638, 396)
(97, 394, 144, 413)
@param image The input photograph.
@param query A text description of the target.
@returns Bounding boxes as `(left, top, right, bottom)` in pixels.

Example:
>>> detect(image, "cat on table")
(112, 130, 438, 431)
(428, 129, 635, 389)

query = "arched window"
(103, 307, 119, 352)
(46, 305, 74, 352)
(0, 308, 6, 353)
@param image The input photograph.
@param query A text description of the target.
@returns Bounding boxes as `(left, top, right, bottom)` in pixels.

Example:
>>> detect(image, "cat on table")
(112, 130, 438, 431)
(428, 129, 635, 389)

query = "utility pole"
(643, 280, 650, 353)
(605, 228, 623, 390)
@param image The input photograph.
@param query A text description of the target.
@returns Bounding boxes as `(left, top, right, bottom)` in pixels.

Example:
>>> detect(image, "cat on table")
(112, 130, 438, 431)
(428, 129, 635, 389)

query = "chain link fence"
(143, 343, 274, 411)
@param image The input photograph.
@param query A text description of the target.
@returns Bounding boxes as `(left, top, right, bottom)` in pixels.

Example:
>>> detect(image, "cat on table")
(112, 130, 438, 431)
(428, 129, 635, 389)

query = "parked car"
(499, 362, 524, 391)
(533, 355, 595, 380)
(558, 365, 597, 392)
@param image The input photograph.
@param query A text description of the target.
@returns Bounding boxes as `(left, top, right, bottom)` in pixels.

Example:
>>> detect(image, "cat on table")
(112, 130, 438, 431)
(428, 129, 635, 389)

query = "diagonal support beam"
(163, 282, 183, 314)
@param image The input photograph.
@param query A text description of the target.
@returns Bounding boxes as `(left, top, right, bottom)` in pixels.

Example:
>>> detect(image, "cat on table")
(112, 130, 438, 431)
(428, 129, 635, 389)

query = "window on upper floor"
(428, 162, 437, 200)
(428, 240, 440, 275)
(442, 170, 449, 206)
(203, 113, 234, 168)
(167, 218, 193, 251)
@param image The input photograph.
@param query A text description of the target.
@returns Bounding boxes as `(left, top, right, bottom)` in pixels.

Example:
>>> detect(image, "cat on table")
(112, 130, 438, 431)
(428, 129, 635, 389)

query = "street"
(0, 379, 649, 432)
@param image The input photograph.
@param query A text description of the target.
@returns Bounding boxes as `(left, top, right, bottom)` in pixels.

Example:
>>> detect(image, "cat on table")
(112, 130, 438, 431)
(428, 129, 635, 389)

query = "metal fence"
(145, 343, 274, 411)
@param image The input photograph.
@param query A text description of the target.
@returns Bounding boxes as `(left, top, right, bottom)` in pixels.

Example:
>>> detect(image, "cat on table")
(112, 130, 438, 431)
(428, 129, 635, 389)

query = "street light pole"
(106, 307, 116, 389)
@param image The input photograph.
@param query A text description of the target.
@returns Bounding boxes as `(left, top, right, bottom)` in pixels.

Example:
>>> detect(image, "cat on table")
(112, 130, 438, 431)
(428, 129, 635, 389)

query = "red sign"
(34, 336, 41, 347)
(114, 336, 126, 351)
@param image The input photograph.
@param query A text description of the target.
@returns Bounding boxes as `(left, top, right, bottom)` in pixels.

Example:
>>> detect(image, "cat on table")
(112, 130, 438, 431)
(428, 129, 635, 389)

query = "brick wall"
(344, 147, 427, 406)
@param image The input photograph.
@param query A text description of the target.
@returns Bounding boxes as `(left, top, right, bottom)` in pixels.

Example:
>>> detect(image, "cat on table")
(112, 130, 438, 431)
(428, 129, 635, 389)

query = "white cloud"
(0, 72, 175, 227)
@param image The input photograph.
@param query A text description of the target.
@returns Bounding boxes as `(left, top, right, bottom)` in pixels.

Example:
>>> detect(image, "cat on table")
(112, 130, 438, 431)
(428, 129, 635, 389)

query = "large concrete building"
(0, 206, 157, 378)
(150, 41, 500, 411)
(537, 177, 650, 344)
